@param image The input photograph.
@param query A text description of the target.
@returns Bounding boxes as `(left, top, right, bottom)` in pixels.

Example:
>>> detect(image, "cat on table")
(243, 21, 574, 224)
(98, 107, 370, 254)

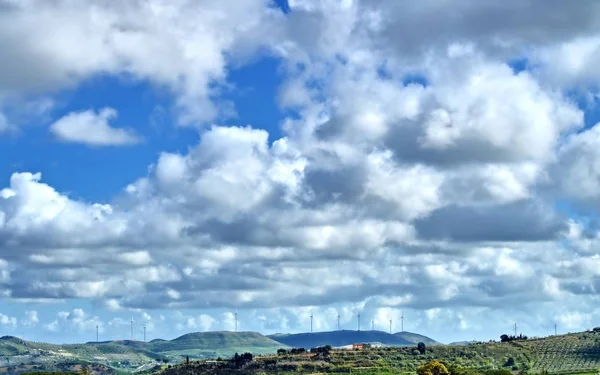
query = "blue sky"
(1, 0, 600, 345)
(0, 55, 286, 203)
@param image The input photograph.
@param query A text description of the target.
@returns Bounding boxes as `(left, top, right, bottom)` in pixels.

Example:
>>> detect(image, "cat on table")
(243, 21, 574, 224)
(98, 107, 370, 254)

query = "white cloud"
(0, 0, 283, 126)
(50, 108, 140, 146)
(0, 112, 10, 133)
(0, 313, 17, 328)
(22, 310, 39, 327)
(44, 308, 101, 333)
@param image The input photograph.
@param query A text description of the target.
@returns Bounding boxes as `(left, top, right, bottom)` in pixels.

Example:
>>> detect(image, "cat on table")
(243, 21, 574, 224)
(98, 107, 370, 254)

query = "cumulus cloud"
(22, 310, 39, 327)
(50, 108, 141, 146)
(2, 0, 600, 342)
(0, 313, 17, 328)
(0, 0, 282, 126)
(44, 308, 101, 333)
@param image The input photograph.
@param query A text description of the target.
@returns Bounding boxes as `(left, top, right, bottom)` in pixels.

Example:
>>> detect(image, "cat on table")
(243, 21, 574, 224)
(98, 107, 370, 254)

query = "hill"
(267, 330, 420, 348)
(0, 331, 284, 373)
(145, 331, 286, 358)
(394, 331, 441, 345)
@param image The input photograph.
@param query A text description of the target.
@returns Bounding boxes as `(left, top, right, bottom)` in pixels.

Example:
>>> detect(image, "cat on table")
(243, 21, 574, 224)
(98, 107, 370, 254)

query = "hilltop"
(394, 331, 441, 345)
(267, 330, 439, 348)
(143, 331, 285, 358)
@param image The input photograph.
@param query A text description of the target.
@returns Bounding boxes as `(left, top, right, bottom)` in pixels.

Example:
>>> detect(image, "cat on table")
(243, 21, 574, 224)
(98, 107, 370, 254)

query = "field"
(523, 332, 600, 373)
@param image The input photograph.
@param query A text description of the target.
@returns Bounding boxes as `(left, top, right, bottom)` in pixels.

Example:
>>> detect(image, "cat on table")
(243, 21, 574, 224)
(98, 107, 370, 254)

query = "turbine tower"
(143, 325, 146, 342)
(310, 311, 313, 333)
(514, 322, 518, 336)
(401, 311, 404, 332)
(234, 312, 238, 333)
(389, 319, 392, 334)
(337, 314, 340, 330)
(357, 313, 361, 331)
(130, 317, 134, 341)
(554, 323, 557, 336)
(96, 325, 99, 343)
(372, 319, 374, 331)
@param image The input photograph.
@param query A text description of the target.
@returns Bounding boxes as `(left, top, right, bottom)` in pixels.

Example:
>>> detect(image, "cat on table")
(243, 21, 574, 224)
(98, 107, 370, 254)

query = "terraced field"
(523, 332, 600, 373)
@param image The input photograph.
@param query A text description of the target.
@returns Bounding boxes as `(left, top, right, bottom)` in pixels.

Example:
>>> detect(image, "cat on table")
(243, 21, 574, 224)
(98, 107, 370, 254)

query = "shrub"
(417, 361, 450, 375)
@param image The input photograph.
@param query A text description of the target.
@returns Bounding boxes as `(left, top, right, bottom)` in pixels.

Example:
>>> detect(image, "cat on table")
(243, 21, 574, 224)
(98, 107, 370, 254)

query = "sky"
(1, 0, 600, 345)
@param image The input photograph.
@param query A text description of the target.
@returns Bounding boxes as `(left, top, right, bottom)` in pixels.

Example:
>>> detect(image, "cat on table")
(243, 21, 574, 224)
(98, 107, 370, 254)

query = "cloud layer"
(1, 0, 600, 341)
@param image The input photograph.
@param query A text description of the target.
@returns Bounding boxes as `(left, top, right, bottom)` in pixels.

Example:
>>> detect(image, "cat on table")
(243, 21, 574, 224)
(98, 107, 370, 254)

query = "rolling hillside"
(267, 330, 438, 348)
(165, 329, 600, 375)
(0, 331, 285, 373)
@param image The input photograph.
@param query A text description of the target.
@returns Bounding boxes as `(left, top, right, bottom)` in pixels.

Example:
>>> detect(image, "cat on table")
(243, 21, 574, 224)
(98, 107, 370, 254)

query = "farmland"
(161, 330, 600, 375)
(523, 331, 600, 373)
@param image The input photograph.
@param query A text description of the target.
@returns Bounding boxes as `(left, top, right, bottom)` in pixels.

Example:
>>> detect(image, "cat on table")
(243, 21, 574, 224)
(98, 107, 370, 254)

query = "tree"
(417, 342, 426, 354)
(277, 348, 288, 355)
(500, 334, 509, 342)
(417, 361, 450, 375)
(504, 357, 515, 367)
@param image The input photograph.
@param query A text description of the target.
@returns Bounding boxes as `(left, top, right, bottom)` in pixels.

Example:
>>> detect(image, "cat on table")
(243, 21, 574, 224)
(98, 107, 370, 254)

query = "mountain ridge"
(267, 329, 439, 348)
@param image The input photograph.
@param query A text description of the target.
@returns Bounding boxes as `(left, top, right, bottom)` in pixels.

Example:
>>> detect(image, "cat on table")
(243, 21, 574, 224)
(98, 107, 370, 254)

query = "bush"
(417, 361, 450, 375)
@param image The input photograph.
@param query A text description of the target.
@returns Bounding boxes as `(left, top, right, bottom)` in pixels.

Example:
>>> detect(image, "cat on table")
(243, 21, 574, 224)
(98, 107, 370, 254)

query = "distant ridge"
(151, 331, 283, 351)
(0, 331, 284, 360)
(267, 330, 439, 348)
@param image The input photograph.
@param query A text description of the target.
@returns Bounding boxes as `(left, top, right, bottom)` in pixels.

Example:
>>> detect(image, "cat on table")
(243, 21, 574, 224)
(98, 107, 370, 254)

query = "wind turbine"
(401, 311, 404, 332)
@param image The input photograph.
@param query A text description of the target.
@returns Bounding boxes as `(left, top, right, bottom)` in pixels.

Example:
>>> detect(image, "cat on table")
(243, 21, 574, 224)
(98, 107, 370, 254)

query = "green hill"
(394, 331, 441, 345)
(0, 331, 284, 373)
(146, 331, 286, 358)
(267, 330, 419, 348)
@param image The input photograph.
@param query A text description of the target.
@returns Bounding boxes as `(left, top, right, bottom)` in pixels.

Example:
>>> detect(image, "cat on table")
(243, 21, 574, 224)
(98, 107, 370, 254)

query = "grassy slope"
(394, 331, 441, 345)
(522, 331, 600, 373)
(147, 331, 286, 359)
(165, 330, 600, 375)
(0, 332, 285, 371)
(148, 331, 283, 352)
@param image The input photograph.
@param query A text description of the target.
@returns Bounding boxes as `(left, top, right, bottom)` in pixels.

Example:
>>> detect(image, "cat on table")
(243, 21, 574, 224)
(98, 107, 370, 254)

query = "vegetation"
(5, 329, 600, 374)
(417, 361, 450, 375)
(158, 330, 600, 375)
(500, 334, 529, 343)
(0, 332, 284, 374)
